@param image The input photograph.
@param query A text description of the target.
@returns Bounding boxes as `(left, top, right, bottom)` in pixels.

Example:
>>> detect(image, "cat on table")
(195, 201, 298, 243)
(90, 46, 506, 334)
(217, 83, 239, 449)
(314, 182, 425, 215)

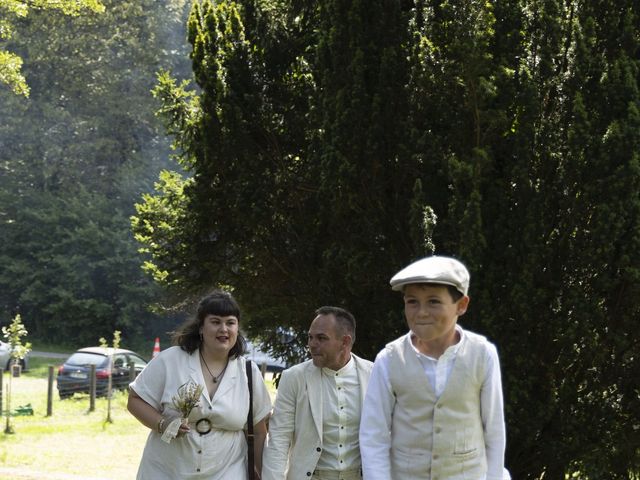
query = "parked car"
(57, 347, 148, 399)
(0, 340, 29, 371)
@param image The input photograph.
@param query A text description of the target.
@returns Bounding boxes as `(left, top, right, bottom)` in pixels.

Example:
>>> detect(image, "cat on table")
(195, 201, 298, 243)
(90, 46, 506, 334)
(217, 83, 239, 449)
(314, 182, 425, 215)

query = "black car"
(57, 347, 148, 399)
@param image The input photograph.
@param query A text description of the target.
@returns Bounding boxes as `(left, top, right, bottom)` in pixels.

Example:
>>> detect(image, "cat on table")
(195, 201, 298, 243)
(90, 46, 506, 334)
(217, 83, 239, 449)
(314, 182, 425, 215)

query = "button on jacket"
(262, 354, 373, 480)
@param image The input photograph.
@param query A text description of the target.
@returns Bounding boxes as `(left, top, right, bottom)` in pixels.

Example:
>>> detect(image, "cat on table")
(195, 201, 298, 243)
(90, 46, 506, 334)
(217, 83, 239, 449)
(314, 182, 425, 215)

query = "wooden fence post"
(47, 366, 54, 417)
(89, 364, 96, 412)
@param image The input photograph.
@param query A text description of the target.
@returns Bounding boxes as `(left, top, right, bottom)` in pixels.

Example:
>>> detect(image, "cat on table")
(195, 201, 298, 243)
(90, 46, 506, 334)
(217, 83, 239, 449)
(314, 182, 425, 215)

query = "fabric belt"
(312, 467, 362, 480)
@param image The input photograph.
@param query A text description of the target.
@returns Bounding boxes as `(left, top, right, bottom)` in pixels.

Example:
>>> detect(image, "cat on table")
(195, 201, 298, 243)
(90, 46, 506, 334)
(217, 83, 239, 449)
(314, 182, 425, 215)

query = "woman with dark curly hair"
(128, 290, 271, 479)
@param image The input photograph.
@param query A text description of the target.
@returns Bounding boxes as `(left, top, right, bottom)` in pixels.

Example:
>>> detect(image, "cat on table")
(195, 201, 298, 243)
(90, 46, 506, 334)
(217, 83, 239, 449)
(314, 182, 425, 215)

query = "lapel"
(214, 356, 238, 401)
(188, 349, 203, 386)
(305, 362, 323, 439)
(188, 349, 209, 406)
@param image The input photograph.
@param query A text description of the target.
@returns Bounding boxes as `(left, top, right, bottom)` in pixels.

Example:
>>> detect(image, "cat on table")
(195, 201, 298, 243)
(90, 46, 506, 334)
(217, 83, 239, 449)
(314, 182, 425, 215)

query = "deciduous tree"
(0, 0, 105, 96)
(0, 0, 192, 346)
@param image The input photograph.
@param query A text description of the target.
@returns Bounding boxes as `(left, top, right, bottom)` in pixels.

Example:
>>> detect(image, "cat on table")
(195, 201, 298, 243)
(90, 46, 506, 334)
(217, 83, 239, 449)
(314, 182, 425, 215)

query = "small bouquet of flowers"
(172, 380, 204, 419)
(160, 380, 204, 443)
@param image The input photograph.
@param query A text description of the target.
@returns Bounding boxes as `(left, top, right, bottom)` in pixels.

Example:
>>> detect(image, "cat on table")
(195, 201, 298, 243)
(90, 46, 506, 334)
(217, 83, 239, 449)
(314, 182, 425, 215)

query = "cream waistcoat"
(387, 332, 488, 479)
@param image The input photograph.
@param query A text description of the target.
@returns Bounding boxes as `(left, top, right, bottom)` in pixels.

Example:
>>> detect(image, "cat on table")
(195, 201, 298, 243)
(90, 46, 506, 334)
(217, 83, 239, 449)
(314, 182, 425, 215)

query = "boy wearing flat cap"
(359, 255, 510, 480)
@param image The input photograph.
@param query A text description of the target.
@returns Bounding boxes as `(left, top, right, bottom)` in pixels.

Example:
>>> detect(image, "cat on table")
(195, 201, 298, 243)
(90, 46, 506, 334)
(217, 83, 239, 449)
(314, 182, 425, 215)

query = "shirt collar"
(449, 324, 466, 353)
(322, 354, 355, 376)
(409, 325, 466, 359)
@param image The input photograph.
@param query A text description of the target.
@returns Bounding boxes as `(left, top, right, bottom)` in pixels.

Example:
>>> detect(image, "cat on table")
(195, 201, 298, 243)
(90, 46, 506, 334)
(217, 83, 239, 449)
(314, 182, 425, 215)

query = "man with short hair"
(262, 306, 373, 480)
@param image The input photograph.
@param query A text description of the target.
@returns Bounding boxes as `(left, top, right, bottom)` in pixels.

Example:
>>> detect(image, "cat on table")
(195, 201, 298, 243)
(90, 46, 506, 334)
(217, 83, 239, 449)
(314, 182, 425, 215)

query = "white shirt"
(316, 356, 362, 471)
(360, 326, 510, 480)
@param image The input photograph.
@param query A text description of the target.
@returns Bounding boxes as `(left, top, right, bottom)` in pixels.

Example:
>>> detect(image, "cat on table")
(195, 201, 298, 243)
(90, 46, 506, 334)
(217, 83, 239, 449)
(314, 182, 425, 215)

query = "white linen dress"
(130, 346, 272, 479)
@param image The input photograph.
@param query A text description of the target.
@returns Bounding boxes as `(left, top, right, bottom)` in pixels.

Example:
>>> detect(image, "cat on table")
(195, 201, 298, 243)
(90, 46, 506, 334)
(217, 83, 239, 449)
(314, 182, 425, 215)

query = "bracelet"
(157, 416, 166, 434)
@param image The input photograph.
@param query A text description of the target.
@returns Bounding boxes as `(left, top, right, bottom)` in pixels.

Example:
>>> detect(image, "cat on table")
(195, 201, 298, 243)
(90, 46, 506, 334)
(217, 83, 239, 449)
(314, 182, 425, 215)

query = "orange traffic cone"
(152, 337, 160, 358)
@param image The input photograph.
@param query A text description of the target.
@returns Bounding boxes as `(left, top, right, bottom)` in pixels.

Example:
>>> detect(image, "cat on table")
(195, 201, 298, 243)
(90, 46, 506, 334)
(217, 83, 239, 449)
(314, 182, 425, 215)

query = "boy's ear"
(456, 295, 470, 316)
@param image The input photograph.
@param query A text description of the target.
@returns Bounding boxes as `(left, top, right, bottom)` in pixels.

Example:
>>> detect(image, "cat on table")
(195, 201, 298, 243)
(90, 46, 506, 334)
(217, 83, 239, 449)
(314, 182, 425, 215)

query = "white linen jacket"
(262, 354, 373, 480)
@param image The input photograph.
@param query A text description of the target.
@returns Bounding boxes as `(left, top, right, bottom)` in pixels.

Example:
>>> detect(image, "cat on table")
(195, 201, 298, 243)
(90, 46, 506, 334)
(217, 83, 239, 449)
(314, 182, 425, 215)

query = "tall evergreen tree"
(136, 0, 640, 476)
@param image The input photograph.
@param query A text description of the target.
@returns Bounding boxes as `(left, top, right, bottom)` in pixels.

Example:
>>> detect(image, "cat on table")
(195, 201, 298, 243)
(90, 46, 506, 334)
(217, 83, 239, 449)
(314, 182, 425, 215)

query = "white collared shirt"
(316, 356, 362, 471)
(413, 327, 462, 398)
(360, 326, 510, 480)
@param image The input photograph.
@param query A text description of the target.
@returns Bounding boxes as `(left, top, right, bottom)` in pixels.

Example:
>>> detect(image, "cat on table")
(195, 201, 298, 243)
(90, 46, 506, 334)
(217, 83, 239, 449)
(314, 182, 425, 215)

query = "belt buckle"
(195, 418, 212, 435)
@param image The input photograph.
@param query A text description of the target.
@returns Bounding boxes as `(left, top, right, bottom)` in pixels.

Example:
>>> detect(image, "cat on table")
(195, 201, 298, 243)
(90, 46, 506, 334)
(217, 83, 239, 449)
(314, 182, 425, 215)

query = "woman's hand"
(177, 418, 191, 437)
(159, 414, 191, 438)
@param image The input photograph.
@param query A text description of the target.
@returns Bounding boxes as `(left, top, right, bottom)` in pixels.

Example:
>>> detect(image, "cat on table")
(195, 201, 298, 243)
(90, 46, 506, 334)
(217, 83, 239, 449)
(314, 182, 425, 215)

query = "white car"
(245, 340, 286, 373)
(0, 340, 29, 371)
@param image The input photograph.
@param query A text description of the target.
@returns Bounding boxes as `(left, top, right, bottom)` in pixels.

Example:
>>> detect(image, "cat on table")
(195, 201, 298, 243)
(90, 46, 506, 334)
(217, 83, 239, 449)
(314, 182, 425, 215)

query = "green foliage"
(0, 50, 28, 96)
(133, 0, 416, 361)
(0, 189, 163, 345)
(0, 0, 193, 347)
(0, 0, 105, 96)
(1, 314, 31, 362)
(99, 329, 121, 423)
(1, 312, 32, 434)
(136, 0, 640, 477)
(132, 170, 194, 288)
(99, 330, 121, 350)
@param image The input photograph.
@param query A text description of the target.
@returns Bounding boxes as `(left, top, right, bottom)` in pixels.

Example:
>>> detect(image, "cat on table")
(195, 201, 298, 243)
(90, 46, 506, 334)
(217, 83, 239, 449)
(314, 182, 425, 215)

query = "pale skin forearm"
(127, 389, 162, 430)
(127, 389, 189, 435)
(254, 418, 268, 475)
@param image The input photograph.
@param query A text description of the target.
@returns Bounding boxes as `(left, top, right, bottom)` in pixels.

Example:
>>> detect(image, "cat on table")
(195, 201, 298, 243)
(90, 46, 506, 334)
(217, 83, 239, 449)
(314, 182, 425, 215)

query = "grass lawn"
(0, 357, 148, 479)
(0, 356, 277, 479)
